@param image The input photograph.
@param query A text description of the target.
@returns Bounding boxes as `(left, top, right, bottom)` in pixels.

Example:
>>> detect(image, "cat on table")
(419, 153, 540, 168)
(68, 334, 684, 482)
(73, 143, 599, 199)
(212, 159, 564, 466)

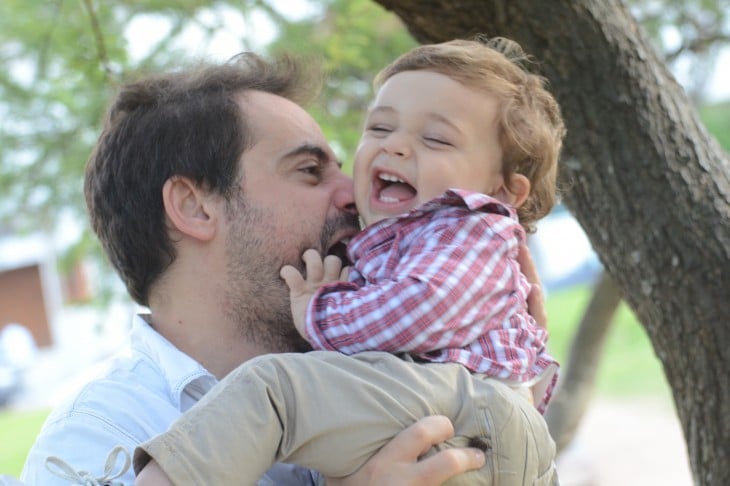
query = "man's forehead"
(240, 91, 315, 131)
(235, 90, 336, 161)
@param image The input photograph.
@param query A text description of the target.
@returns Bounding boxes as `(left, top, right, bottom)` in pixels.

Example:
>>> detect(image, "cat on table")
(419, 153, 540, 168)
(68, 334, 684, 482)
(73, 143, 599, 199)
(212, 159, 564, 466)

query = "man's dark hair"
(84, 53, 319, 305)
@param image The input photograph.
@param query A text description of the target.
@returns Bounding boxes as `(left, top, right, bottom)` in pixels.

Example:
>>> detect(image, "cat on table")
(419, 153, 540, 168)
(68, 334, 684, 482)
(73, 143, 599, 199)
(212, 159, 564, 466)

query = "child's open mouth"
(374, 172, 416, 204)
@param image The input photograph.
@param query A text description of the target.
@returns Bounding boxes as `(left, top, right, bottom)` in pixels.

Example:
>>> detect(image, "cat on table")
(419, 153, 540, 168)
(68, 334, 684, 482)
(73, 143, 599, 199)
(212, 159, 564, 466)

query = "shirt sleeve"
(24, 395, 320, 486)
(304, 213, 523, 355)
(21, 411, 139, 486)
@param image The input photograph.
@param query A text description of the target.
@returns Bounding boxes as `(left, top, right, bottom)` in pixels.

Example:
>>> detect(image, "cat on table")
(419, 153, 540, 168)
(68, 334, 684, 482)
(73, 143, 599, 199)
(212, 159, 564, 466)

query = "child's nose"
(382, 132, 411, 157)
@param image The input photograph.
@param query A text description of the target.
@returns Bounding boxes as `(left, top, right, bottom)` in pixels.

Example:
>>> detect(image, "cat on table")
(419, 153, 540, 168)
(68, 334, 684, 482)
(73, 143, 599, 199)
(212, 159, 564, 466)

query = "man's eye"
(299, 162, 323, 177)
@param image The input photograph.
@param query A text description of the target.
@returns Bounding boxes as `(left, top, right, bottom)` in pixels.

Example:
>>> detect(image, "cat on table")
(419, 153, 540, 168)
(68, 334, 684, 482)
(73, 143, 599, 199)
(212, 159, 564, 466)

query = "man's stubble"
(222, 193, 358, 354)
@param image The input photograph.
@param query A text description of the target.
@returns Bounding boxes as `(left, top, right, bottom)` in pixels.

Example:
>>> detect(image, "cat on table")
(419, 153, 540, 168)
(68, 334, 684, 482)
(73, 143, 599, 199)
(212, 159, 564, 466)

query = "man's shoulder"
(44, 353, 177, 435)
(21, 355, 180, 485)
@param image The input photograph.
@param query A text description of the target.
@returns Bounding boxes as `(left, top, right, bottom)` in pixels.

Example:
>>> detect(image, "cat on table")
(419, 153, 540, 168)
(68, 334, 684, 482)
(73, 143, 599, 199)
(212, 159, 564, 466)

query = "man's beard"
(222, 194, 358, 354)
(316, 212, 359, 269)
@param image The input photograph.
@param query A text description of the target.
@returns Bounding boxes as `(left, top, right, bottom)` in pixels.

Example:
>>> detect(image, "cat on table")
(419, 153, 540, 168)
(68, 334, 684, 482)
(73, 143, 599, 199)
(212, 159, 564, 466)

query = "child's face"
(354, 70, 505, 226)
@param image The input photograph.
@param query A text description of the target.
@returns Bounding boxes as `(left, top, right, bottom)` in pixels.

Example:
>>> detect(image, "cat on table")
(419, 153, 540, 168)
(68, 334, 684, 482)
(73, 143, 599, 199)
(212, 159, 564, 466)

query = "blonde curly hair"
(374, 36, 566, 233)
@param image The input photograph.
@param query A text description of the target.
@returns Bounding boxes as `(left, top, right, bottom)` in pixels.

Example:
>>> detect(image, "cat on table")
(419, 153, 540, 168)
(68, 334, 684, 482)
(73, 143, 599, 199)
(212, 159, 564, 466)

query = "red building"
(0, 234, 63, 348)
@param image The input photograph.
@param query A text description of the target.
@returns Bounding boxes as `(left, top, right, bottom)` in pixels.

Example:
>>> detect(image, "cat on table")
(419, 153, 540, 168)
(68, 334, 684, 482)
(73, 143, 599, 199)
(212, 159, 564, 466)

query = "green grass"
(0, 407, 49, 477)
(700, 101, 730, 151)
(0, 285, 669, 477)
(545, 284, 671, 397)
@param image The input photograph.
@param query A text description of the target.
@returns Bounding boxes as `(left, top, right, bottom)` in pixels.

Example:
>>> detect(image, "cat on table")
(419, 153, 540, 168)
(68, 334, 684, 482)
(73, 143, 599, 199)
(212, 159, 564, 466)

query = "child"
(134, 37, 564, 486)
(281, 35, 561, 413)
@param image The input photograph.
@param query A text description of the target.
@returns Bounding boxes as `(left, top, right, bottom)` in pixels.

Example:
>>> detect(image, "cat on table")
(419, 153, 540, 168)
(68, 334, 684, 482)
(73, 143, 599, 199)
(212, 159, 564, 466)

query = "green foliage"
(0, 1, 119, 233)
(0, 0, 415, 298)
(0, 0, 727, 301)
(700, 101, 730, 150)
(0, 1, 258, 296)
(628, 0, 730, 98)
(546, 285, 671, 396)
(263, 0, 416, 170)
(629, 0, 730, 57)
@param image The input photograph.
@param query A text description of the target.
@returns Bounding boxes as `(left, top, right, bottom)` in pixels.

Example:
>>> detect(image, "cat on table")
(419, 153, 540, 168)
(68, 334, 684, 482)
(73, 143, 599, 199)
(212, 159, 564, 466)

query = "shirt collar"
(349, 189, 516, 259)
(427, 189, 515, 217)
(129, 314, 218, 412)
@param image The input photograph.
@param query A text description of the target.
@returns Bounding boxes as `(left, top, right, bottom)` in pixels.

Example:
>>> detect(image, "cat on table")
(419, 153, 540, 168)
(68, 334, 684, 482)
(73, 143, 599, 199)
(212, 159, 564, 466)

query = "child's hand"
(280, 249, 348, 338)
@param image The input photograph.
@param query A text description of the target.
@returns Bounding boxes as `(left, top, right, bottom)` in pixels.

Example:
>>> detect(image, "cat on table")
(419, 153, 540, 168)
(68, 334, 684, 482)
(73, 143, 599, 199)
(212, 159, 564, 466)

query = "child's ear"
(162, 176, 217, 241)
(495, 174, 531, 208)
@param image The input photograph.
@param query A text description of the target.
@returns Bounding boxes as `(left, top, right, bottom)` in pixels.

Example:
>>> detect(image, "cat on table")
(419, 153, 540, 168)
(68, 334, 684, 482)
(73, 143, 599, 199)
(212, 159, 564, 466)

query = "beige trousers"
(135, 351, 558, 486)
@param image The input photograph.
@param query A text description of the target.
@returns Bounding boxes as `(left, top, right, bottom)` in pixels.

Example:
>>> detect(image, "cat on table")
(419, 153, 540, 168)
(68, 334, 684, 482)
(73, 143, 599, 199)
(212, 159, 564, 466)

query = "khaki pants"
(135, 351, 558, 485)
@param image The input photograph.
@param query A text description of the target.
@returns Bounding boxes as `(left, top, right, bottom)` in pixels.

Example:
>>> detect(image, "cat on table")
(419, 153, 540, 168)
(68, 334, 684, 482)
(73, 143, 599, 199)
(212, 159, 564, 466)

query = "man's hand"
(327, 416, 485, 486)
(517, 244, 547, 329)
(136, 417, 484, 486)
(280, 249, 348, 337)
(135, 459, 173, 486)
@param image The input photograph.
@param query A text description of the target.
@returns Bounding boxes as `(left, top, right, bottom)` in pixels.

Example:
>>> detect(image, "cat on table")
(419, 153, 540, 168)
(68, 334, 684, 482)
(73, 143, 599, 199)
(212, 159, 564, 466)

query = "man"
(22, 53, 549, 485)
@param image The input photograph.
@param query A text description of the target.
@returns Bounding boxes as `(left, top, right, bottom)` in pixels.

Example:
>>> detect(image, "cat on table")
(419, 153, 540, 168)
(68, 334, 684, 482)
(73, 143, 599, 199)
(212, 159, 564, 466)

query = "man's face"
(221, 91, 359, 352)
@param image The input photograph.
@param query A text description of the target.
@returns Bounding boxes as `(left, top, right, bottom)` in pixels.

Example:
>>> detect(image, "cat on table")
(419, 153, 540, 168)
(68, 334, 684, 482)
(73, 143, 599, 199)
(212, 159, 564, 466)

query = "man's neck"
(146, 299, 269, 380)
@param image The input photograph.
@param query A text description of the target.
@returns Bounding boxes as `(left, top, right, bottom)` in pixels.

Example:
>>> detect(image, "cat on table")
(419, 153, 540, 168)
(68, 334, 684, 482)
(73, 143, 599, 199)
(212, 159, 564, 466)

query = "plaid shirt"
(305, 189, 558, 411)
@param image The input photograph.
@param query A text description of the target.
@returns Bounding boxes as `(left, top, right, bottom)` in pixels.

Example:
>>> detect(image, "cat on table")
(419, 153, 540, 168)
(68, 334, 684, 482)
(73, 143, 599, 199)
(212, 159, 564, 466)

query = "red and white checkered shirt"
(305, 189, 558, 412)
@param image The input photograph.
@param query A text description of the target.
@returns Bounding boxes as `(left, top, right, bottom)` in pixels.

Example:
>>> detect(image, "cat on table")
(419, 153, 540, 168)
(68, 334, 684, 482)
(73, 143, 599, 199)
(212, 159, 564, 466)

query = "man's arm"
(22, 411, 139, 486)
(327, 416, 485, 486)
(135, 416, 485, 486)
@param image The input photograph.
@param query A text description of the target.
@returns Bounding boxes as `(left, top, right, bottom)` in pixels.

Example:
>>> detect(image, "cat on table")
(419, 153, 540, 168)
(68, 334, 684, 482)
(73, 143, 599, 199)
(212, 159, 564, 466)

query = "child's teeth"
(379, 174, 404, 183)
(379, 195, 399, 203)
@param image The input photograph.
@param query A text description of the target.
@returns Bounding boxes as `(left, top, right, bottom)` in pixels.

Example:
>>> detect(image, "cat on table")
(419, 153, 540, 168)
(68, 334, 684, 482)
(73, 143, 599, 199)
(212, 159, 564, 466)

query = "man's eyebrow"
(283, 144, 342, 168)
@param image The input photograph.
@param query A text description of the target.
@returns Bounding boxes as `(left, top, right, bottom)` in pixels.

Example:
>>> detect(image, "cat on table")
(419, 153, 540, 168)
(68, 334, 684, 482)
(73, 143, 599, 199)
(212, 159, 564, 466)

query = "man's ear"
(495, 174, 531, 208)
(162, 176, 217, 241)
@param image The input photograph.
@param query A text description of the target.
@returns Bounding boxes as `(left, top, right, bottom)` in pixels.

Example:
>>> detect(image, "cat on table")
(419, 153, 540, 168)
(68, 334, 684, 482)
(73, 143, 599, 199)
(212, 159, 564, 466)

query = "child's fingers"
(280, 265, 305, 290)
(322, 255, 344, 281)
(340, 265, 351, 281)
(302, 248, 324, 281)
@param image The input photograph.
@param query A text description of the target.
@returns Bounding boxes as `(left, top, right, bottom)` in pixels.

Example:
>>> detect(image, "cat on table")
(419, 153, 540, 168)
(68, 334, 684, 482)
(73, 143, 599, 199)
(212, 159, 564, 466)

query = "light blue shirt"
(21, 315, 320, 485)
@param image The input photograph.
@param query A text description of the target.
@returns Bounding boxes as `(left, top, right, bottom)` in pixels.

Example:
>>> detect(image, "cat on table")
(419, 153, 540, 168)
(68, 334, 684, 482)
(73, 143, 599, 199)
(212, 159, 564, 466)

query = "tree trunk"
(544, 271, 622, 452)
(373, 1, 730, 484)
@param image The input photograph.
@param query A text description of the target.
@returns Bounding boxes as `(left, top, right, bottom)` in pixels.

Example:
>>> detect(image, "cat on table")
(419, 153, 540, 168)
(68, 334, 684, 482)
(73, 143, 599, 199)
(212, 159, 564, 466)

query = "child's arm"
(305, 214, 527, 355)
(280, 249, 349, 338)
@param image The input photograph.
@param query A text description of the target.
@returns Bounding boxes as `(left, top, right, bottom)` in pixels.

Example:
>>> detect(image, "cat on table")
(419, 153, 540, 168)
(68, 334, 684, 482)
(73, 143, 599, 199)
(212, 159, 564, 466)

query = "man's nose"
(332, 172, 358, 216)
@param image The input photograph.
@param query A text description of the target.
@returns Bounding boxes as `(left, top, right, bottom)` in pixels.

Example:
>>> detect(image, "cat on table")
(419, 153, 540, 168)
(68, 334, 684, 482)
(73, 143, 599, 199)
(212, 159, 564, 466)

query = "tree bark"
(544, 272, 622, 453)
(373, 1, 730, 484)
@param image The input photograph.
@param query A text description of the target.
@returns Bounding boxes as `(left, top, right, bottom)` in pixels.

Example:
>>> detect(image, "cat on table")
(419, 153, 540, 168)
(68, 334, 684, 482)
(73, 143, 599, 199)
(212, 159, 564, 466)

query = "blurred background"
(1, 1, 728, 484)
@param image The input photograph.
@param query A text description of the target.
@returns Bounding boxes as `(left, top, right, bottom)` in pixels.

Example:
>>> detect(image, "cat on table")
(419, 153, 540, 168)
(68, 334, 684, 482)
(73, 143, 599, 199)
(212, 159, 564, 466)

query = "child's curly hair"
(375, 36, 566, 233)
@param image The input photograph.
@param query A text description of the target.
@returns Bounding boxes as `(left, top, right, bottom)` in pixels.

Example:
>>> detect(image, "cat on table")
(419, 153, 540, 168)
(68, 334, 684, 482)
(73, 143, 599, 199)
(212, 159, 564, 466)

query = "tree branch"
(80, 0, 112, 81)
(545, 271, 623, 452)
